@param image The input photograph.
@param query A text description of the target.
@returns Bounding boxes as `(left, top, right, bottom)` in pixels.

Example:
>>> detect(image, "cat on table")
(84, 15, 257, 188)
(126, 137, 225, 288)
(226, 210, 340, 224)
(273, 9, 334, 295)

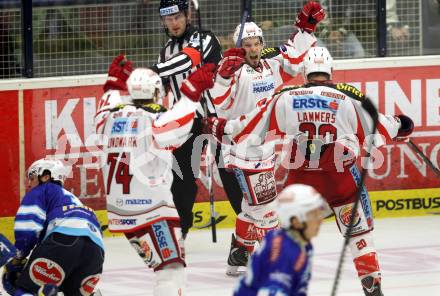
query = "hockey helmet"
(27, 159, 68, 184)
(302, 46, 333, 79)
(233, 22, 264, 46)
(277, 184, 325, 228)
(127, 68, 164, 101)
(159, 0, 189, 16)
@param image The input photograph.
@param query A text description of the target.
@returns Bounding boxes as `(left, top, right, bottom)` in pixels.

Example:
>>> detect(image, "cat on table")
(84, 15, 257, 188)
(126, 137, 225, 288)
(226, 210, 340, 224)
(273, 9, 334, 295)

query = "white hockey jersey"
(210, 31, 316, 170)
(224, 82, 402, 171)
(95, 90, 199, 232)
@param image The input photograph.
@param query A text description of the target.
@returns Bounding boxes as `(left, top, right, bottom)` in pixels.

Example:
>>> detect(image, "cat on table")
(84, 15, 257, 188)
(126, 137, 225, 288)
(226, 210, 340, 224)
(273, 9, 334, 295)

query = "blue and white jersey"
(14, 182, 103, 258)
(234, 229, 313, 296)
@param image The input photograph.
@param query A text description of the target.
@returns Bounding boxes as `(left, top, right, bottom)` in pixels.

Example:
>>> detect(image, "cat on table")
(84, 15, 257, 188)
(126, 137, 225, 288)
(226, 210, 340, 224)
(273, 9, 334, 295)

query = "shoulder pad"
(273, 84, 304, 97)
(108, 103, 126, 113)
(330, 83, 365, 101)
(140, 103, 167, 113)
(261, 47, 281, 59)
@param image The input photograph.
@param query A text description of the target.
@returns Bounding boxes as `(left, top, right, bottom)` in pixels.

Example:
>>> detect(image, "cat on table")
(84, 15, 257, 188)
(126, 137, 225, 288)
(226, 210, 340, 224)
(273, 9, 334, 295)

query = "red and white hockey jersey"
(210, 31, 316, 170)
(210, 31, 317, 121)
(95, 90, 199, 232)
(224, 82, 402, 171)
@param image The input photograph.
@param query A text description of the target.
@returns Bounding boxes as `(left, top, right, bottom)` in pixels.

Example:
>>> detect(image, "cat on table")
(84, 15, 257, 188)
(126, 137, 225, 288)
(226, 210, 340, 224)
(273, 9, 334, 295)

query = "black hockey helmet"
(159, 0, 189, 16)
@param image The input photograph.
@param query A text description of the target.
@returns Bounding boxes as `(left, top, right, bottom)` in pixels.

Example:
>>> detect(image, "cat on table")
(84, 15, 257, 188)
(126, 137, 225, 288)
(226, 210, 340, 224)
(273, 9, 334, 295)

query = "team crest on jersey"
(338, 204, 361, 228)
(111, 118, 139, 135)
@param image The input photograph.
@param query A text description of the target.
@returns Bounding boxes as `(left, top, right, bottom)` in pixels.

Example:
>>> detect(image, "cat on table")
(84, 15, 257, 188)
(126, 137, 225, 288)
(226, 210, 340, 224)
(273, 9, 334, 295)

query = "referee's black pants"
(171, 118, 243, 236)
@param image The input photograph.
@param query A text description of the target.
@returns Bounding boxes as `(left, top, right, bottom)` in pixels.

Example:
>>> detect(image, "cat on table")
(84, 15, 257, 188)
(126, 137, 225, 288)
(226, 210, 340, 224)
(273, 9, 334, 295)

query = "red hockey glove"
(395, 114, 414, 139)
(218, 48, 245, 79)
(294, 1, 325, 33)
(204, 116, 227, 143)
(180, 63, 216, 102)
(103, 54, 133, 92)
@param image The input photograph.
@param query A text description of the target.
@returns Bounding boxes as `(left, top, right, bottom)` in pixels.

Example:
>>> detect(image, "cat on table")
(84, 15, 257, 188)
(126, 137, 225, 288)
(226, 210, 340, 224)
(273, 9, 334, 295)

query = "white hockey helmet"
(27, 158, 68, 184)
(277, 184, 326, 228)
(233, 21, 264, 46)
(302, 46, 333, 79)
(127, 68, 164, 101)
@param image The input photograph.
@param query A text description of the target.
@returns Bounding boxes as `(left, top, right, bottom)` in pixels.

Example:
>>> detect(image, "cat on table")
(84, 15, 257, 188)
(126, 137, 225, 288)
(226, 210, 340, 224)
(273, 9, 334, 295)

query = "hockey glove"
(180, 63, 216, 102)
(218, 48, 246, 79)
(294, 1, 326, 33)
(103, 54, 133, 92)
(395, 114, 414, 139)
(204, 116, 227, 143)
(2, 257, 28, 295)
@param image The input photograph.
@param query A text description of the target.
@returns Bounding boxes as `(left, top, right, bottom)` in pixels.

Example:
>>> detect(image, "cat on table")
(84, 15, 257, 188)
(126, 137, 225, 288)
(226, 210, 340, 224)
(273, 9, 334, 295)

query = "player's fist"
(2, 257, 28, 295)
(294, 1, 325, 33)
(103, 54, 134, 92)
(395, 114, 414, 138)
(218, 48, 246, 78)
(204, 116, 227, 143)
(180, 63, 216, 102)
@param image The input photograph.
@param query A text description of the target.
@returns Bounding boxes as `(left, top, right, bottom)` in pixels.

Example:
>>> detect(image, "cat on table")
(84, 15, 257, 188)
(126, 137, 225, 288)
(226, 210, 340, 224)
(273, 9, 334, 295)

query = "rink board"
(1, 56, 440, 241)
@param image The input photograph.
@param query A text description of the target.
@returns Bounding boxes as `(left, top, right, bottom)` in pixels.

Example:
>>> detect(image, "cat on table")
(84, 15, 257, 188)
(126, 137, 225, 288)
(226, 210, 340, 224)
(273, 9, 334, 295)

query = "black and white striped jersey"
(152, 25, 222, 117)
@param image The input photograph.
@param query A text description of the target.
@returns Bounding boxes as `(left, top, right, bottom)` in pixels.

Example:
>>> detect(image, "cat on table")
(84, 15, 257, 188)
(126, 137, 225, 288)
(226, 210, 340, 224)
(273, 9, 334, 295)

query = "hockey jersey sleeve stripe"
(152, 112, 194, 134)
(212, 82, 233, 105)
(280, 50, 308, 65)
(233, 100, 272, 143)
(16, 205, 46, 221)
(14, 220, 44, 232)
(182, 47, 201, 67)
(376, 121, 392, 142)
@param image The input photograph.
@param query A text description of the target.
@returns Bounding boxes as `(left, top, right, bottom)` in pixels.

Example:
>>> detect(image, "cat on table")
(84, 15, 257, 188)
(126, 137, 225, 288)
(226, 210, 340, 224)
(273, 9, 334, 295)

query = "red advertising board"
(0, 90, 20, 216)
(1, 64, 440, 217)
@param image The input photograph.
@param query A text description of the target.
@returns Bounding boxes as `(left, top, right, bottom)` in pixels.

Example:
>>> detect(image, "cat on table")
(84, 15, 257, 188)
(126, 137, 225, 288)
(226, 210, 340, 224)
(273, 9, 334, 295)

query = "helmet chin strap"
(292, 222, 310, 242)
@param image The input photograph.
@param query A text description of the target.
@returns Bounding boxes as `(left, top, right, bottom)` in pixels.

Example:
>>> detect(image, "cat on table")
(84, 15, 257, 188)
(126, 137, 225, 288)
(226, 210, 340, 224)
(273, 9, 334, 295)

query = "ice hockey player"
(233, 184, 325, 296)
(207, 1, 325, 276)
(153, 0, 244, 239)
(207, 47, 414, 295)
(1, 158, 104, 296)
(95, 55, 216, 296)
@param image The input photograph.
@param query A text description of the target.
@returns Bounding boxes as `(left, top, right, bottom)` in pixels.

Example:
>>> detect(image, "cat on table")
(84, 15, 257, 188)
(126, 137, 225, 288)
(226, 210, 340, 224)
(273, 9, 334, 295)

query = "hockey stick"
(406, 139, 440, 178)
(330, 98, 379, 296)
(191, 0, 217, 243)
(236, 0, 251, 47)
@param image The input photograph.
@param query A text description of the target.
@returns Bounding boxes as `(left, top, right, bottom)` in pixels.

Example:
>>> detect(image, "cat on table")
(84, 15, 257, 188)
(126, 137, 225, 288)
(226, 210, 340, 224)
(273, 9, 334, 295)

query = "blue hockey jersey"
(234, 229, 313, 296)
(14, 182, 104, 258)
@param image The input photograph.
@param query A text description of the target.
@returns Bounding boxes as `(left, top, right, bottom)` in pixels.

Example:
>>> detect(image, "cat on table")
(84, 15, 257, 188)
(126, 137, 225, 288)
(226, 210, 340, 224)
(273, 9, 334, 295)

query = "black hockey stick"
(330, 97, 379, 296)
(191, 0, 217, 243)
(236, 0, 251, 47)
(406, 139, 440, 178)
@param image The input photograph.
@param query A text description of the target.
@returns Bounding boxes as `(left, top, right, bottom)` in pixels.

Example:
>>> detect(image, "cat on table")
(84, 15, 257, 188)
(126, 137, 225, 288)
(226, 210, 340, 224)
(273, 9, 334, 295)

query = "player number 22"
(106, 152, 133, 194)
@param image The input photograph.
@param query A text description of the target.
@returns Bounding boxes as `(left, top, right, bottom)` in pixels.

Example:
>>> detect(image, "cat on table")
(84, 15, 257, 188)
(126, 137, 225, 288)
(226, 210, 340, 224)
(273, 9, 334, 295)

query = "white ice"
(1, 216, 439, 296)
(98, 216, 440, 296)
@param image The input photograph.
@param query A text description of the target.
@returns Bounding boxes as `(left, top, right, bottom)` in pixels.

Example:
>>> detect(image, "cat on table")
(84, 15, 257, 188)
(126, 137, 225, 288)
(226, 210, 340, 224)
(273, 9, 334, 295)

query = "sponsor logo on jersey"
(335, 83, 364, 99)
(125, 199, 153, 205)
(188, 35, 200, 47)
(292, 96, 338, 113)
(376, 197, 440, 211)
(350, 166, 372, 220)
(152, 220, 178, 261)
(80, 274, 101, 296)
(109, 218, 137, 226)
(30, 258, 65, 286)
(111, 118, 138, 135)
(253, 80, 275, 94)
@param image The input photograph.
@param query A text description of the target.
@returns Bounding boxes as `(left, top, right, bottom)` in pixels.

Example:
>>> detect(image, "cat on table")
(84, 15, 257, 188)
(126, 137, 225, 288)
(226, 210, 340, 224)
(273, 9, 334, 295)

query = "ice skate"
(226, 234, 249, 276)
